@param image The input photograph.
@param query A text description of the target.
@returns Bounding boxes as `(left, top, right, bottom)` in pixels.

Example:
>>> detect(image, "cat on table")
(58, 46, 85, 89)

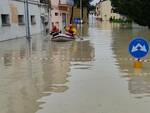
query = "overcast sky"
(91, 0, 100, 5)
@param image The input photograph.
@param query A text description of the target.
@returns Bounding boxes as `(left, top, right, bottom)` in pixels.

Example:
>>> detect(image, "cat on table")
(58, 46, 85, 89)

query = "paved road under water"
(0, 16, 150, 113)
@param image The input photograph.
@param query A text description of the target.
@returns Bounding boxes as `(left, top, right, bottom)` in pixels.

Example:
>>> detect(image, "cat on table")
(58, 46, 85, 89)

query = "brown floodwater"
(0, 16, 150, 113)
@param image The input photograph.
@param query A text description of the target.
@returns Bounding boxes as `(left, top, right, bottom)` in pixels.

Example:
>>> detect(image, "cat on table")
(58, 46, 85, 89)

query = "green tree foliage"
(89, 5, 96, 11)
(74, 0, 93, 8)
(110, 0, 150, 27)
(73, 0, 94, 15)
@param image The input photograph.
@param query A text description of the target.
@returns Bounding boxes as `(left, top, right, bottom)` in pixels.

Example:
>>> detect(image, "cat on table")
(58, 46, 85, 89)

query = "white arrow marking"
(131, 43, 147, 53)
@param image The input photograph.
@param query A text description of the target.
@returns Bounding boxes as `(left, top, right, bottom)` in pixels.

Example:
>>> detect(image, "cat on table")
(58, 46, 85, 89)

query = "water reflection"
(3, 53, 12, 66)
(111, 27, 150, 96)
(0, 33, 94, 113)
(93, 20, 132, 30)
(76, 24, 89, 37)
(20, 47, 26, 59)
(71, 41, 95, 62)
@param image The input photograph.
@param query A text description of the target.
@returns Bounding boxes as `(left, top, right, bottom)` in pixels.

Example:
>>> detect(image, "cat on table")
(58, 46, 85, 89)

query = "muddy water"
(0, 17, 150, 113)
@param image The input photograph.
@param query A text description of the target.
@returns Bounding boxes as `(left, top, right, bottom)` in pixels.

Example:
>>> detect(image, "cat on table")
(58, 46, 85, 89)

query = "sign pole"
(80, 0, 82, 24)
(134, 59, 142, 68)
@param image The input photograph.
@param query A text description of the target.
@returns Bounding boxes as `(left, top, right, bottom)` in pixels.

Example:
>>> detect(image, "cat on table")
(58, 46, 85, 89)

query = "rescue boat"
(51, 32, 75, 42)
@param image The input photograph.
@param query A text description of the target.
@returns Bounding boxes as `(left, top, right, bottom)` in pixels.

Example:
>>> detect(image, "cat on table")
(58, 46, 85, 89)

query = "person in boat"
(64, 24, 77, 38)
(50, 24, 60, 36)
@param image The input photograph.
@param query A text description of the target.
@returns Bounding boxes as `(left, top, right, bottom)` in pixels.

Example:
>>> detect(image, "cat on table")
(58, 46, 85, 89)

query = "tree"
(89, 5, 96, 12)
(110, 0, 150, 28)
(74, 0, 93, 8)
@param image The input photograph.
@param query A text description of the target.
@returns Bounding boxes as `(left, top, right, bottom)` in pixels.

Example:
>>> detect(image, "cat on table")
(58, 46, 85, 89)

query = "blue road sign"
(74, 18, 78, 24)
(74, 18, 81, 24)
(128, 37, 149, 59)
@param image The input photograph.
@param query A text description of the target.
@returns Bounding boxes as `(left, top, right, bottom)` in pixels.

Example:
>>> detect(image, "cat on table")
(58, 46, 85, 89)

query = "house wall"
(51, 0, 62, 29)
(51, 0, 74, 31)
(0, 0, 49, 41)
(72, 7, 88, 23)
(51, 9, 62, 29)
(96, 0, 123, 21)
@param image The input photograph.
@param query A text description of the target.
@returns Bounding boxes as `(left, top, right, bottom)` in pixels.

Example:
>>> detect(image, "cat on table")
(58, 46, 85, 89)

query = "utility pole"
(80, 0, 83, 24)
(48, 0, 51, 34)
(25, 0, 31, 40)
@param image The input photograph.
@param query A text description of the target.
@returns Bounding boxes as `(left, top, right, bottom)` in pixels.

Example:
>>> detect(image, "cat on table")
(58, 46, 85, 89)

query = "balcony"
(58, 5, 68, 11)
(40, 0, 50, 5)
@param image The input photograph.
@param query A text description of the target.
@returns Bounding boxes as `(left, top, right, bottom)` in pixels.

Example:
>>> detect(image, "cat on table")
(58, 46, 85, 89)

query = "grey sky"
(91, 0, 100, 5)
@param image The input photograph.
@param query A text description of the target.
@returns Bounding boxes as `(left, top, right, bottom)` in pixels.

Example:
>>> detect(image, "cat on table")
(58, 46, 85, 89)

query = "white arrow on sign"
(131, 43, 147, 53)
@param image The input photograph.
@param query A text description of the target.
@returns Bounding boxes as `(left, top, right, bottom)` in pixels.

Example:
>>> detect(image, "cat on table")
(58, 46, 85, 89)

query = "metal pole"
(80, 0, 82, 23)
(48, 0, 51, 35)
(25, 0, 31, 40)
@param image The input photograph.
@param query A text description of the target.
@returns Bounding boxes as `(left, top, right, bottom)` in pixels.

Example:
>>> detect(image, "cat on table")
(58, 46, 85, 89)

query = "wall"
(99, 0, 111, 21)
(72, 7, 88, 23)
(51, 9, 62, 30)
(96, 0, 122, 21)
(0, 0, 48, 41)
(59, 5, 72, 29)
(51, 0, 62, 30)
(96, 3, 101, 18)
(51, 0, 73, 31)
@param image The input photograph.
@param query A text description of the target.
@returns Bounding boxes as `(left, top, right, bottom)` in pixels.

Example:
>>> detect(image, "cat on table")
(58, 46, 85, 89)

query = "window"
(31, 15, 36, 25)
(56, 22, 59, 24)
(1, 14, 10, 26)
(111, 9, 114, 13)
(55, 13, 59, 16)
(18, 15, 25, 25)
(40, 0, 48, 4)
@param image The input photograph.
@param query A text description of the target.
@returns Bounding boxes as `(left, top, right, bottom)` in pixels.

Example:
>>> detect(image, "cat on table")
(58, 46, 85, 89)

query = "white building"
(0, 0, 50, 41)
(96, 0, 123, 21)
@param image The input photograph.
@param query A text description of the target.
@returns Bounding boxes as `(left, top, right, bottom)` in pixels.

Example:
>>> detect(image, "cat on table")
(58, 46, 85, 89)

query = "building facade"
(51, 0, 73, 30)
(0, 0, 50, 41)
(72, 6, 88, 24)
(96, 0, 122, 21)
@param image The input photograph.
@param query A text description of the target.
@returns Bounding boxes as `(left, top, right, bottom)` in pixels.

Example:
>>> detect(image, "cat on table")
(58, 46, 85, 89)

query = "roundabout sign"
(128, 37, 149, 59)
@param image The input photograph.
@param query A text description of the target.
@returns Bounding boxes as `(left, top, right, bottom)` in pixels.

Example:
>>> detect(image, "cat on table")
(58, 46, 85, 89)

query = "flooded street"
(0, 16, 150, 113)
